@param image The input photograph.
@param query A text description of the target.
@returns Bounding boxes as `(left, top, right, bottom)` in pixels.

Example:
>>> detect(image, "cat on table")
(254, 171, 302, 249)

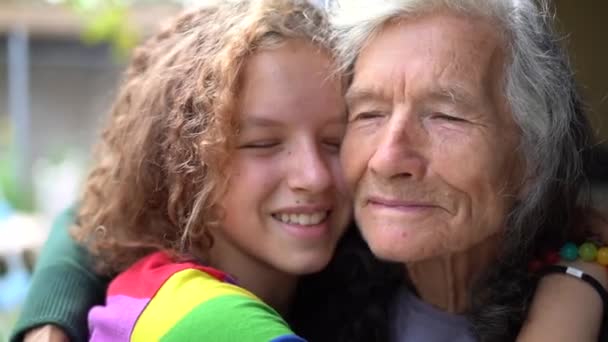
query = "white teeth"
(273, 211, 328, 226)
(311, 212, 323, 224)
(299, 215, 311, 225)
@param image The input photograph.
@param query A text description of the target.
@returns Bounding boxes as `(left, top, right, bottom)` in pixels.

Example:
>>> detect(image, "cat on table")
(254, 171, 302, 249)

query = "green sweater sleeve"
(10, 207, 110, 342)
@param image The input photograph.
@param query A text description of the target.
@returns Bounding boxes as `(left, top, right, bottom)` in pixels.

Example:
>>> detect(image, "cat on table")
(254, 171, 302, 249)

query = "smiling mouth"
(271, 211, 329, 226)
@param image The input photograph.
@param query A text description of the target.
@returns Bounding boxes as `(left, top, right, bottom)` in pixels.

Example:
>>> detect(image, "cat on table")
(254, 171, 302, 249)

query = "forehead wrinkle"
(430, 83, 479, 108)
(430, 50, 496, 111)
(344, 85, 392, 107)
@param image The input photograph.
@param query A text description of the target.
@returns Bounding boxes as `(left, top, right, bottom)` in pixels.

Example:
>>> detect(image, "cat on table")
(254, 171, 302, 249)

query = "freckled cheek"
(232, 159, 284, 200)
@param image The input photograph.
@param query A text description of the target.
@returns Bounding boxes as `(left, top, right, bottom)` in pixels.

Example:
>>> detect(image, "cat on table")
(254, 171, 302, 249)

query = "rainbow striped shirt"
(88, 252, 306, 341)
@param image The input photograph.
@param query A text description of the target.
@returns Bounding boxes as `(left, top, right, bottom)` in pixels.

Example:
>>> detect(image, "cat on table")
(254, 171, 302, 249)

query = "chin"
(369, 244, 408, 263)
(280, 253, 333, 275)
(365, 233, 425, 263)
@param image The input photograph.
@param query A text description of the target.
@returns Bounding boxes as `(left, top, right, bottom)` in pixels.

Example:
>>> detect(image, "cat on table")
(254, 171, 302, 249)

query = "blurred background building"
(0, 0, 606, 339)
(0, 1, 185, 338)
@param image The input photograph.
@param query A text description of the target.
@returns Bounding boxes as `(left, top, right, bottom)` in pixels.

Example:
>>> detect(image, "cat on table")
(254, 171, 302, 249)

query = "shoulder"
(107, 251, 233, 298)
(116, 252, 304, 341)
(155, 292, 306, 342)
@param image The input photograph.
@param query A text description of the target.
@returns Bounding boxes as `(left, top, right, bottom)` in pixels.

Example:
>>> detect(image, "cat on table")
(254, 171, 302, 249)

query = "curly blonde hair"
(75, 0, 334, 274)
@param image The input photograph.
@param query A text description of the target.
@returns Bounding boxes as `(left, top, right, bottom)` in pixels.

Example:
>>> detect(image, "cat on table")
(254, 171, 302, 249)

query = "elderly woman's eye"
(432, 112, 466, 122)
(351, 111, 385, 122)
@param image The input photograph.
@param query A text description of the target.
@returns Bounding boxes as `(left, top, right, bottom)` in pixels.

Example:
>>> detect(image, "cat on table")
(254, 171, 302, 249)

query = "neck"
(406, 234, 501, 314)
(206, 236, 297, 315)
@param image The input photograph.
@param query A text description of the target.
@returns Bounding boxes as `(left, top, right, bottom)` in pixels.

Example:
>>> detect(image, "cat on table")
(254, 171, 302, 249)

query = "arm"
(517, 211, 608, 342)
(11, 207, 110, 342)
(517, 260, 606, 342)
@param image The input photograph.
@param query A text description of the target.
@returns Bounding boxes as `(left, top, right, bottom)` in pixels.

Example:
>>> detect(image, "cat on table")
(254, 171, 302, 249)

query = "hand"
(23, 325, 69, 342)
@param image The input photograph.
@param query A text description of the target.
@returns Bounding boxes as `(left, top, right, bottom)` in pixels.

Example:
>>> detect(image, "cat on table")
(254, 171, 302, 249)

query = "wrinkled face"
(341, 12, 524, 262)
(217, 39, 351, 275)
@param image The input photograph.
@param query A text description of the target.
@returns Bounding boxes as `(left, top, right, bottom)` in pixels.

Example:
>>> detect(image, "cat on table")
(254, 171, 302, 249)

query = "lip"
(276, 220, 330, 240)
(366, 196, 437, 210)
(271, 205, 333, 240)
(365, 197, 440, 214)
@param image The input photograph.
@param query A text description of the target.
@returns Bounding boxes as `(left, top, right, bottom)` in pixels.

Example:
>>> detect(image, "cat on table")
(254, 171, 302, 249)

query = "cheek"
(435, 142, 519, 242)
(340, 129, 370, 193)
(222, 157, 280, 211)
(325, 156, 353, 232)
(325, 149, 347, 191)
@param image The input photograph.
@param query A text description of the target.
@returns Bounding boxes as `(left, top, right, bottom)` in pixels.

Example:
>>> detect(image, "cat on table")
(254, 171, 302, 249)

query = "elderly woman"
(11, 0, 607, 341)
(328, 0, 607, 340)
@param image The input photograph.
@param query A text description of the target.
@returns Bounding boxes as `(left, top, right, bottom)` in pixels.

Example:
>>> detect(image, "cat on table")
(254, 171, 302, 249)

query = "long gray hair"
(330, 0, 593, 340)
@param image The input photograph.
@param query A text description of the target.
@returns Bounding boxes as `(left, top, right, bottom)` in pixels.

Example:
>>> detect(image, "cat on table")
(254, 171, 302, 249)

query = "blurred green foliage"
(0, 120, 34, 212)
(79, 3, 138, 58)
(43, 0, 193, 58)
(64, 0, 140, 59)
(0, 155, 34, 212)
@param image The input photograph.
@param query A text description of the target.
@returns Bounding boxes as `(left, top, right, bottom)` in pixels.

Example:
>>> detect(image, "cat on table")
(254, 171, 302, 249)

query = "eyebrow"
(427, 84, 478, 107)
(344, 87, 389, 107)
(241, 113, 347, 128)
(241, 116, 283, 128)
(345, 84, 477, 108)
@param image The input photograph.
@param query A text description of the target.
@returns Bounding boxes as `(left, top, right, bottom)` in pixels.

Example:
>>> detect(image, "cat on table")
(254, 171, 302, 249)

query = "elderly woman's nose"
(286, 143, 333, 193)
(369, 119, 427, 180)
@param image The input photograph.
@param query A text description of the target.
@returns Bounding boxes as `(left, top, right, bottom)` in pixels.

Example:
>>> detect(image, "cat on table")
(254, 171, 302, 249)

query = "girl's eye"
(239, 141, 279, 149)
(323, 139, 342, 152)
